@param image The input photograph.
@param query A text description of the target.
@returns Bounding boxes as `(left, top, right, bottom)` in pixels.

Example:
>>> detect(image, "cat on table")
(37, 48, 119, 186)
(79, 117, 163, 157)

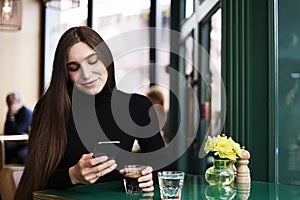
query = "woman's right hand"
(69, 153, 117, 185)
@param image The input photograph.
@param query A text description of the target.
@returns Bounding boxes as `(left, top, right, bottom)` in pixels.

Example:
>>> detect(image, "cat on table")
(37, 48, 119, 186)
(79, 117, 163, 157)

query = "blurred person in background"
(4, 92, 32, 164)
(132, 86, 169, 152)
(146, 86, 169, 144)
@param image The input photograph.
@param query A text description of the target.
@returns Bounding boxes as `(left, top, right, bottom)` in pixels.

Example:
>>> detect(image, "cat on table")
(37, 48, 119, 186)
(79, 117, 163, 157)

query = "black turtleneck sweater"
(46, 89, 165, 189)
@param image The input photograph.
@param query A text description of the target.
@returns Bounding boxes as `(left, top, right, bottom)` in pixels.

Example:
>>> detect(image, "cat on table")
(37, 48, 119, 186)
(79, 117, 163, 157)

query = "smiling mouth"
(81, 79, 98, 88)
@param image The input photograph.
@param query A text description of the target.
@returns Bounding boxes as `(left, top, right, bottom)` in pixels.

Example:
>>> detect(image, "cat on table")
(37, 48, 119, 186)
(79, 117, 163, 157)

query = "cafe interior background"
(1, 0, 300, 186)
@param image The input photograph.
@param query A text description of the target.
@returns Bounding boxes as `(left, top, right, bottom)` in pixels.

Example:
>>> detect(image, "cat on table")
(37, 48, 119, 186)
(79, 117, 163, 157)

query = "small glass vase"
(205, 158, 235, 186)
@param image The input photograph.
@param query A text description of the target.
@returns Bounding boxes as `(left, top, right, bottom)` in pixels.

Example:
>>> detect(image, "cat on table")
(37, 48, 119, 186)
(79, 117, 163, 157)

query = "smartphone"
(93, 141, 120, 159)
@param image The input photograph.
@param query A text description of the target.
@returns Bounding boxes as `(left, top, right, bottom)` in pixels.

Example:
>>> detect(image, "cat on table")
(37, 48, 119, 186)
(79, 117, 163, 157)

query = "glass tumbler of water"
(158, 171, 185, 199)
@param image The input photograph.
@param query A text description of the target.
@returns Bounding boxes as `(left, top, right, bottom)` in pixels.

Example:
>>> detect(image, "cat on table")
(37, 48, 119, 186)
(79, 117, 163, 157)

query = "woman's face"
(67, 42, 108, 95)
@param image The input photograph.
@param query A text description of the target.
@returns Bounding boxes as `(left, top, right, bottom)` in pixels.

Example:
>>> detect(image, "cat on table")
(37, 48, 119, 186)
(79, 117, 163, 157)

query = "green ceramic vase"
(205, 158, 235, 186)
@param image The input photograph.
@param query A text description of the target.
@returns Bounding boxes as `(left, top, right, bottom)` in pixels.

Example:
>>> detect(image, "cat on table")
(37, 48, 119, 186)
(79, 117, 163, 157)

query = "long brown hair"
(15, 26, 116, 200)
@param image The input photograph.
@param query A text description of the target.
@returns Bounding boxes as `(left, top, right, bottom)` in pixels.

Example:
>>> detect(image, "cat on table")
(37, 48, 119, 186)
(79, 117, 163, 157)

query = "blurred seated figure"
(146, 86, 169, 144)
(132, 86, 168, 152)
(4, 92, 32, 164)
(146, 87, 166, 130)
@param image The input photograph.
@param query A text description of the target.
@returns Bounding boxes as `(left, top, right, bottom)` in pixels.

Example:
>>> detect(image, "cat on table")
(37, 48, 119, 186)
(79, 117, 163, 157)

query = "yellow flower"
(228, 137, 243, 157)
(204, 136, 214, 154)
(219, 152, 236, 160)
(215, 136, 232, 153)
(204, 134, 243, 161)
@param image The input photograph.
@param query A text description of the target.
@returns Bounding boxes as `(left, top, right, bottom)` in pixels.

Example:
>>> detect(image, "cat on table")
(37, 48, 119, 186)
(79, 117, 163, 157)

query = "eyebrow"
(67, 52, 98, 66)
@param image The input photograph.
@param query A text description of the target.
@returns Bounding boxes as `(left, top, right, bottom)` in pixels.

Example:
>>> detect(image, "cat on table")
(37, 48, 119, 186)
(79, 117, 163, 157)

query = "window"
(91, 0, 171, 108)
(42, 0, 88, 92)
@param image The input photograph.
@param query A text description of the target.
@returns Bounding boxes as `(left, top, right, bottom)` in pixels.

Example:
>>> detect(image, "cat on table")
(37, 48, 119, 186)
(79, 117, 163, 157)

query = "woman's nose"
(80, 63, 90, 79)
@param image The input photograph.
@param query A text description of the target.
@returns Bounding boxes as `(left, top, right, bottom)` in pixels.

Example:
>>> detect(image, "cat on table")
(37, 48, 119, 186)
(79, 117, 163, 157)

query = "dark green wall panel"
(222, 0, 272, 181)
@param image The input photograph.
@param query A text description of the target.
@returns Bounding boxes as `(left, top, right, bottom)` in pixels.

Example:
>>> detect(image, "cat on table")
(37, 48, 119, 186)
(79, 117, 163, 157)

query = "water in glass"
(158, 171, 185, 199)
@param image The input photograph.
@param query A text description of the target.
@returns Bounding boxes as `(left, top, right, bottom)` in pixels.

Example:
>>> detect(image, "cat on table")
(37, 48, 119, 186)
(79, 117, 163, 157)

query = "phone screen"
(93, 141, 120, 159)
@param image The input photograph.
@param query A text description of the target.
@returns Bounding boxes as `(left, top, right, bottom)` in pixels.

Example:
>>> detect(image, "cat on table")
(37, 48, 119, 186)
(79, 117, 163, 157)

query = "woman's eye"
(67, 63, 80, 72)
(87, 55, 99, 65)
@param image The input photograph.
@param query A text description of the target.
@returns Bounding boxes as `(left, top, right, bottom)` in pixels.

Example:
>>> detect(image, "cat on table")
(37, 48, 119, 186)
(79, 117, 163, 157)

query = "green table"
(33, 175, 300, 200)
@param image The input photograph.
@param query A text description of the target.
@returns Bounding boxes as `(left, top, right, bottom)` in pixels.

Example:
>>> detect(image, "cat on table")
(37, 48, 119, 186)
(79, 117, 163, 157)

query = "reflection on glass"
(185, 0, 194, 18)
(205, 185, 236, 200)
(209, 9, 222, 136)
(92, 0, 150, 95)
(44, 0, 88, 91)
(92, 0, 170, 105)
(278, 58, 300, 185)
(45, 0, 80, 10)
(155, 0, 171, 110)
(92, 0, 150, 40)
(234, 183, 251, 200)
(278, 0, 300, 185)
(199, 0, 206, 5)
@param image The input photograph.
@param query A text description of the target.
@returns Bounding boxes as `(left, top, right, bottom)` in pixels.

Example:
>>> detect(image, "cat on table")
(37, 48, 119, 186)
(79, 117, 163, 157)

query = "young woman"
(15, 26, 165, 200)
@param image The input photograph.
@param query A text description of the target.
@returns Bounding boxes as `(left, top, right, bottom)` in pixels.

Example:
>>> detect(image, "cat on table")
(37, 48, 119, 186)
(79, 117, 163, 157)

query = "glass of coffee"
(123, 165, 144, 194)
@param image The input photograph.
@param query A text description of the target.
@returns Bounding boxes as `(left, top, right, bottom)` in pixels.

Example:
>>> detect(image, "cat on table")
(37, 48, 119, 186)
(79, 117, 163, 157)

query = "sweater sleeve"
(46, 168, 75, 189)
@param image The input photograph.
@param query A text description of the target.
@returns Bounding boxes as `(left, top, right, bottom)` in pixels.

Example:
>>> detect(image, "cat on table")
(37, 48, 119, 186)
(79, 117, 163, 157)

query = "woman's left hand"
(119, 166, 154, 192)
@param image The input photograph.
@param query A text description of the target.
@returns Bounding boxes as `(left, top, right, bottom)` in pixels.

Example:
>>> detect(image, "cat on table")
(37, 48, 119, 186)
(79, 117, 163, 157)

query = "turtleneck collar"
(68, 83, 113, 103)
